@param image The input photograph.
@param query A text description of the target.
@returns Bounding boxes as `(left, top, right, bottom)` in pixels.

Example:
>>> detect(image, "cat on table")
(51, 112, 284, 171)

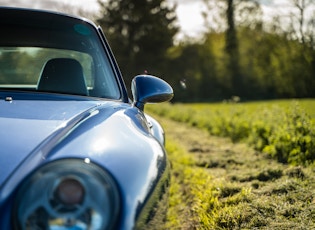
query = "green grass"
(151, 111, 315, 229)
(164, 140, 213, 229)
(147, 99, 315, 165)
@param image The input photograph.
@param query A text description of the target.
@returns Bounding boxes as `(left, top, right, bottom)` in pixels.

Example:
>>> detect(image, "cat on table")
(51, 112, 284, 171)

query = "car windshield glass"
(0, 9, 121, 99)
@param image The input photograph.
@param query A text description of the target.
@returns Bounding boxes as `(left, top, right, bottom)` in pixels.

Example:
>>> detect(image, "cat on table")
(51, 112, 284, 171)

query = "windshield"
(0, 9, 121, 99)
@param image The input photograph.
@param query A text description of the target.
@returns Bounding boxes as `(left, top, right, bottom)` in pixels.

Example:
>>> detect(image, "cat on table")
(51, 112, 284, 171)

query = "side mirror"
(131, 75, 174, 110)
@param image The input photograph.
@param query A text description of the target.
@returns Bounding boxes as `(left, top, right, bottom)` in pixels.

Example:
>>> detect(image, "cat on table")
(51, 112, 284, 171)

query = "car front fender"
(145, 114, 165, 147)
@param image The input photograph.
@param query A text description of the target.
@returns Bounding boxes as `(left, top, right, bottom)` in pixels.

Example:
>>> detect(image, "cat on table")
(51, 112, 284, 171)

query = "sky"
(0, 0, 304, 40)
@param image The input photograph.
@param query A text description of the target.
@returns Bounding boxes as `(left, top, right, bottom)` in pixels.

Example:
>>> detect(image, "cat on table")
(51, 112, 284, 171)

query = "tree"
(97, 0, 178, 90)
(202, 0, 262, 97)
(225, 0, 242, 96)
(165, 37, 222, 102)
(289, 0, 315, 45)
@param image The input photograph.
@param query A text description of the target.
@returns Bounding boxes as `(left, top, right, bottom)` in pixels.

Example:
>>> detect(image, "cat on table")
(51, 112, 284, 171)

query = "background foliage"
(97, 0, 178, 92)
(96, 0, 315, 102)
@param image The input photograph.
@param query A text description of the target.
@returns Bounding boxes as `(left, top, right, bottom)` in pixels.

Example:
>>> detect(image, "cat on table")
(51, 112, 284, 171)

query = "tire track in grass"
(154, 114, 315, 229)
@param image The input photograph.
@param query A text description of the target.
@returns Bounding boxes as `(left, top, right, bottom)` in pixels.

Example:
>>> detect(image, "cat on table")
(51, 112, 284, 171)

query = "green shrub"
(147, 100, 315, 165)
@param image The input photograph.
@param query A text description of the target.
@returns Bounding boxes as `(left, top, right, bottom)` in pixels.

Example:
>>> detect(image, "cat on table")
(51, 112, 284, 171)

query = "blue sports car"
(0, 7, 173, 230)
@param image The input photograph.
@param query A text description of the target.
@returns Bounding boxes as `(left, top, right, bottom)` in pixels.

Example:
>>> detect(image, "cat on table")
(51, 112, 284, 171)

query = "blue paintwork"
(0, 7, 173, 230)
(0, 97, 100, 185)
(0, 93, 168, 229)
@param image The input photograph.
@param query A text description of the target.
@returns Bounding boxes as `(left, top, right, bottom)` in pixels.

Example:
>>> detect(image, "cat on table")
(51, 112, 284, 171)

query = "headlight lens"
(12, 159, 120, 230)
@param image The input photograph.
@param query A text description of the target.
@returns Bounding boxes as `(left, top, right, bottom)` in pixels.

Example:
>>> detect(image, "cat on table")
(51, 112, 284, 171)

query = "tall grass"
(147, 99, 315, 165)
(165, 140, 218, 229)
(155, 102, 315, 229)
(164, 134, 315, 229)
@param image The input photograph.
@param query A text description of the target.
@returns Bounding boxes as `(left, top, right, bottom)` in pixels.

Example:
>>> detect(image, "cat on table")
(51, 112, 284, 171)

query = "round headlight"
(55, 177, 85, 206)
(12, 159, 120, 230)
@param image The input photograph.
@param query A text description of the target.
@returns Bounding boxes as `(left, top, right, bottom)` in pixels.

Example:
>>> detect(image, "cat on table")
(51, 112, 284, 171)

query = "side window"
(0, 47, 93, 90)
(0, 46, 120, 99)
(73, 54, 94, 91)
(0, 47, 43, 85)
(37, 48, 94, 90)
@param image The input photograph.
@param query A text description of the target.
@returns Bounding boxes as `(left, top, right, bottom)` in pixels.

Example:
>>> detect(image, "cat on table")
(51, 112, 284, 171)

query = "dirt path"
(159, 114, 280, 183)
(155, 115, 315, 229)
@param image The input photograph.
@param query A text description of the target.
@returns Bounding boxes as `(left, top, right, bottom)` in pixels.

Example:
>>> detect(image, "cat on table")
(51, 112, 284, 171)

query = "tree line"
(94, 0, 315, 102)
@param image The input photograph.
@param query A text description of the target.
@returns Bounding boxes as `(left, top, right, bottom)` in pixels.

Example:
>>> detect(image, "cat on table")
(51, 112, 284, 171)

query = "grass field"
(147, 99, 315, 229)
(147, 99, 315, 166)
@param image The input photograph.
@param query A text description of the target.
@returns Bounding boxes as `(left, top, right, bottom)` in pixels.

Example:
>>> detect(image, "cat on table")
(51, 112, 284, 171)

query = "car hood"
(0, 99, 112, 186)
